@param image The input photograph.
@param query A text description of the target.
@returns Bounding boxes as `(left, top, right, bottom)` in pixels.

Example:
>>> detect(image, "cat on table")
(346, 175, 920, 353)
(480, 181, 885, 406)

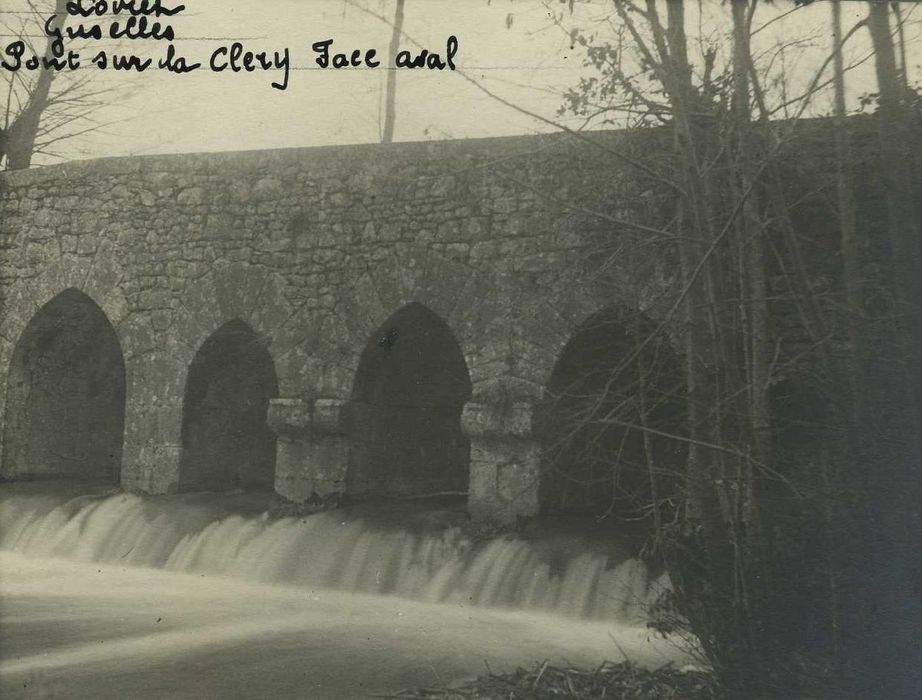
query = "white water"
(0, 485, 691, 699)
(0, 488, 668, 622)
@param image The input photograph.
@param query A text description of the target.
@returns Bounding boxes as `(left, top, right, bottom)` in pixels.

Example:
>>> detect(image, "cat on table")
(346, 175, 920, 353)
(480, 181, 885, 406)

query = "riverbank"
(381, 661, 718, 699)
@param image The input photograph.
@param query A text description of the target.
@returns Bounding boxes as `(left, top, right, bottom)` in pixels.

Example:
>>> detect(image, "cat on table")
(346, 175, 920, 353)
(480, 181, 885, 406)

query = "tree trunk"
(659, 0, 746, 678)
(867, 1, 921, 398)
(381, 0, 406, 144)
(3, 0, 68, 170)
(863, 3, 922, 696)
(731, 0, 771, 509)
(832, 0, 863, 426)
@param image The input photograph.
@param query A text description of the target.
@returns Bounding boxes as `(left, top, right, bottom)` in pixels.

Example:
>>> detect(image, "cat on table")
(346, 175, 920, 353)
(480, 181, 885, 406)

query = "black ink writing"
(1, 1, 460, 93)
(65, 0, 185, 18)
(158, 44, 199, 73)
(311, 36, 457, 71)
(109, 16, 176, 41)
(210, 43, 290, 91)
(311, 39, 379, 69)
(395, 36, 457, 70)
(2, 42, 80, 71)
(91, 50, 152, 71)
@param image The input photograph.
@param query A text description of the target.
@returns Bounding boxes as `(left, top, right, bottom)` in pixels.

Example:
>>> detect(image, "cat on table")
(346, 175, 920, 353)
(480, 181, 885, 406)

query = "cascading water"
(0, 485, 667, 623)
(0, 483, 691, 700)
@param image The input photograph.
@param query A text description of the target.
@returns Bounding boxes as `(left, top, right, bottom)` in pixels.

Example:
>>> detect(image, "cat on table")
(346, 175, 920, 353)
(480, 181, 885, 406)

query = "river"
(0, 483, 693, 699)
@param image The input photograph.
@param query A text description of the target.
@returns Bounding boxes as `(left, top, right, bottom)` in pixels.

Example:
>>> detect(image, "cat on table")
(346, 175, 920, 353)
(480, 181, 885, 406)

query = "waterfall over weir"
(0, 484, 667, 623)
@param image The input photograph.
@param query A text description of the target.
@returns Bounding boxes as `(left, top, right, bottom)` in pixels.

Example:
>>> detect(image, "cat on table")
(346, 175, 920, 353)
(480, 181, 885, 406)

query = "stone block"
(463, 400, 540, 524)
(267, 398, 311, 437)
(461, 400, 535, 439)
(268, 397, 349, 502)
(467, 435, 540, 525)
(274, 436, 349, 502)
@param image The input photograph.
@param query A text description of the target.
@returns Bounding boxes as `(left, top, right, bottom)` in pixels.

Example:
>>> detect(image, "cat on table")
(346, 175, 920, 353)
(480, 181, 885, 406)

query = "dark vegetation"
(5, 2, 921, 698)
(402, 2, 922, 698)
(545, 3, 922, 698)
(378, 661, 718, 700)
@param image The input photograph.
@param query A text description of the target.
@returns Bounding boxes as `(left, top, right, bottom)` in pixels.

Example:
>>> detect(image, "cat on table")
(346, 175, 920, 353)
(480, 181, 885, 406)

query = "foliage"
(539, 2, 922, 698)
(380, 660, 720, 700)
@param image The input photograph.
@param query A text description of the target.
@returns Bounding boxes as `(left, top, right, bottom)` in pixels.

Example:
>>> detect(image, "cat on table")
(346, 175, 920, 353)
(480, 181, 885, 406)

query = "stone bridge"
(0, 128, 843, 522)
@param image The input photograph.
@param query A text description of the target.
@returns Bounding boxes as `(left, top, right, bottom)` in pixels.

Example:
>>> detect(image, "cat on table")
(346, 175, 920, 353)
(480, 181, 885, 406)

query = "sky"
(2, 0, 921, 165)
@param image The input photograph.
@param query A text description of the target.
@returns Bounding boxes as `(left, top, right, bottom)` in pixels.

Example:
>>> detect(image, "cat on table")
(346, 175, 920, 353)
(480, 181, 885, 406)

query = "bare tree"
(553, 2, 922, 696)
(1, 0, 113, 169)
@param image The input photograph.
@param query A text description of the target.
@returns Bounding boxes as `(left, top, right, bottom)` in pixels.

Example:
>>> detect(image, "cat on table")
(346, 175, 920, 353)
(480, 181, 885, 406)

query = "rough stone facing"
(0, 129, 713, 519)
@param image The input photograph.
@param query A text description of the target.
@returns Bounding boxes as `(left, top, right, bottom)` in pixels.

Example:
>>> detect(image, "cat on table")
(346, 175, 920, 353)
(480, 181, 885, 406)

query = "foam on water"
(0, 549, 692, 700)
(0, 486, 668, 623)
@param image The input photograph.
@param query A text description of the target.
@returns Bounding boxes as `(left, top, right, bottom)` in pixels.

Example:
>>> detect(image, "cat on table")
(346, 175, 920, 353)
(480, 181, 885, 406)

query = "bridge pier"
(462, 400, 540, 525)
(267, 398, 349, 502)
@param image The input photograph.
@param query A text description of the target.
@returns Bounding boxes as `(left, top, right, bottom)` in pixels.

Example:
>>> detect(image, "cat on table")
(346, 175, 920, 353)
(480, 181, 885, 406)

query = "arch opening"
(347, 303, 472, 498)
(2, 289, 126, 482)
(536, 308, 686, 519)
(179, 320, 279, 492)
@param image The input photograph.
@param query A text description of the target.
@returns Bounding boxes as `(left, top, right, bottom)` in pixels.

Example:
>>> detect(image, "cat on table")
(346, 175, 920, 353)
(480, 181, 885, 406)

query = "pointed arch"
(179, 319, 279, 491)
(535, 306, 686, 518)
(2, 288, 126, 482)
(347, 302, 473, 498)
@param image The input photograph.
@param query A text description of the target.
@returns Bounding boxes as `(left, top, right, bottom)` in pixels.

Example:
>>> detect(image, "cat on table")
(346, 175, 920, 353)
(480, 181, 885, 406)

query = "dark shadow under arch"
(535, 307, 686, 519)
(179, 320, 279, 492)
(2, 289, 126, 482)
(347, 303, 472, 498)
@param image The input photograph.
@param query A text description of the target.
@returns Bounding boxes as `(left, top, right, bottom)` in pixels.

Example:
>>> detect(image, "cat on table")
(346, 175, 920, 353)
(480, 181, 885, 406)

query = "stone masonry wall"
(0, 122, 875, 522)
(0, 130, 674, 519)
